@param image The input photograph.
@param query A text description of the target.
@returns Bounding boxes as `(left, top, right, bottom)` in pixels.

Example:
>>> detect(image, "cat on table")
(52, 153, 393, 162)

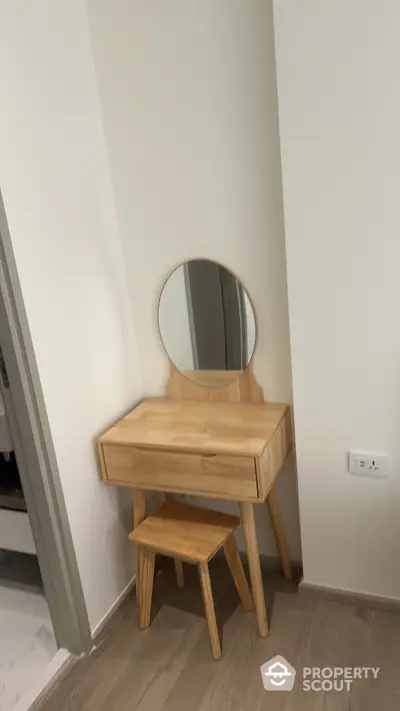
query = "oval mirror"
(158, 259, 256, 386)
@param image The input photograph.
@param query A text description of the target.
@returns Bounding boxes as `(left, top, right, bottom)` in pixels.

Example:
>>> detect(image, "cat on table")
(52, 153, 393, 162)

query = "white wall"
(0, 1, 142, 630)
(274, 0, 400, 599)
(87, 0, 301, 559)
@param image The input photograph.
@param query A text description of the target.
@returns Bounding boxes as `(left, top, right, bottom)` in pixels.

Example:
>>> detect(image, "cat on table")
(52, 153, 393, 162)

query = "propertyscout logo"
(261, 656, 380, 692)
(261, 656, 296, 691)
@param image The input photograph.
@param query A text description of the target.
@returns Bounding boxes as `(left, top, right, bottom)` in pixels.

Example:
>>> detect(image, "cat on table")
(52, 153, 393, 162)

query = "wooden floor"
(34, 559, 400, 711)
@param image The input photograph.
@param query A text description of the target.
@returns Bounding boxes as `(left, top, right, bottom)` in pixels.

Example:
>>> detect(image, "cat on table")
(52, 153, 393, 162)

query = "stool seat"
(129, 499, 240, 563)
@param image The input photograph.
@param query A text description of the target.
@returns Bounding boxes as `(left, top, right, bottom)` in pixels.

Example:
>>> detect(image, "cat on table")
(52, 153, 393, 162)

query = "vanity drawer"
(100, 444, 258, 499)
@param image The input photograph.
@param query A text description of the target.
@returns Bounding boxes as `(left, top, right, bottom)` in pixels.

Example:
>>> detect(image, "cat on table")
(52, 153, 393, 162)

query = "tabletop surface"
(99, 398, 290, 457)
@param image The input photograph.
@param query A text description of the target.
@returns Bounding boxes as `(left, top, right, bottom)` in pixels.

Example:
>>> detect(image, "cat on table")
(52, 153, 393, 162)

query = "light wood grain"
(133, 490, 147, 612)
(96, 354, 294, 662)
(98, 393, 292, 504)
(266, 486, 292, 579)
(256, 409, 293, 499)
(129, 501, 258, 662)
(240, 502, 268, 637)
(99, 398, 289, 457)
(164, 495, 186, 588)
(102, 444, 257, 499)
(129, 500, 239, 564)
(137, 546, 155, 631)
(223, 535, 253, 613)
(133, 490, 147, 528)
(177, 370, 244, 388)
(198, 562, 221, 660)
(166, 364, 264, 403)
(173, 560, 185, 588)
(96, 439, 108, 481)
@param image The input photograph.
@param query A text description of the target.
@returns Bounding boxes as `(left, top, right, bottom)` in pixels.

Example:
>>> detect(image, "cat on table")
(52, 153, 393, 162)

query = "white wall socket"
(349, 451, 389, 478)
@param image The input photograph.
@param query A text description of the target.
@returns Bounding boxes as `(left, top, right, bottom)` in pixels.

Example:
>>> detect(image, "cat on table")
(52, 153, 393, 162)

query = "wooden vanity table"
(98, 366, 293, 638)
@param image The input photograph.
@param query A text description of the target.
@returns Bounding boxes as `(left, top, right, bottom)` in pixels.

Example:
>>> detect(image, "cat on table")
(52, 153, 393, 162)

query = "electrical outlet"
(349, 451, 389, 478)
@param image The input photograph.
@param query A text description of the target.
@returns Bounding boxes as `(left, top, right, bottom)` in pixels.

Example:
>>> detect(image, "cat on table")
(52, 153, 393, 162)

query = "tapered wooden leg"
(138, 546, 155, 630)
(198, 562, 221, 660)
(133, 488, 147, 528)
(164, 494, 185, 588)
(223, 535, 254, 612)
(266, 486, 292, 579)
(174, 559, 185, 588)
(240, 502, 268, 637)
(133, 490, 147, 609)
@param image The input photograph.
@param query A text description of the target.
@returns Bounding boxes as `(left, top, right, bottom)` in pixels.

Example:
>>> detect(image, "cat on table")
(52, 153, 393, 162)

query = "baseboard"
(90, 557, 170, 648)
(19, 580, 138, 709)
(300, 580, 400, 613)
(18, 649, 73, 711)
(216, 548, 303, 571)
(83, 555, 305, 654)
(91, 575, 136, 646)
(258, 552, 303, 570)
(89, 554, 302, 650)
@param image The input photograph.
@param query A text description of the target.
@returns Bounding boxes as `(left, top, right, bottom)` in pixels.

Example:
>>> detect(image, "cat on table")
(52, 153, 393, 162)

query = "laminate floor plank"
(34, 600, 140, 711)
(200, 595, 314, 711)
(157, 607, 249, 711)
(34, 561, 400, 711)
(350, 608, 400, 711)
(97, 607, 203, 711)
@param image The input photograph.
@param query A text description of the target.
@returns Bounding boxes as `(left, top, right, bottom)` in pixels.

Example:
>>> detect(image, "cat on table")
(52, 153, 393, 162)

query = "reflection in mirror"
(158, 259, 256, 386)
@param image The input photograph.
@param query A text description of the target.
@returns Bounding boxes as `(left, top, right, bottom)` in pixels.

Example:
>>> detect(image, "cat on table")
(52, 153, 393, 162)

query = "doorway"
(0, 191, 91, 706)
(184, 259, 249, 371)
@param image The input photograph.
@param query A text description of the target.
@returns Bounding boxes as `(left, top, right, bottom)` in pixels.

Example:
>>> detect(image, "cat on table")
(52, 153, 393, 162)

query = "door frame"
(0, 191, 92, 655)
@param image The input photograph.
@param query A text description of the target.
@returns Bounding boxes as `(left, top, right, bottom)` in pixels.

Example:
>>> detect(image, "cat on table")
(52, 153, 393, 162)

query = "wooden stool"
(129, 499, 254, 660)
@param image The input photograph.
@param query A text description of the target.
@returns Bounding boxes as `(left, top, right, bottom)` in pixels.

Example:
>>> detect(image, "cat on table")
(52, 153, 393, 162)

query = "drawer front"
(100, 444, 258, 499)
